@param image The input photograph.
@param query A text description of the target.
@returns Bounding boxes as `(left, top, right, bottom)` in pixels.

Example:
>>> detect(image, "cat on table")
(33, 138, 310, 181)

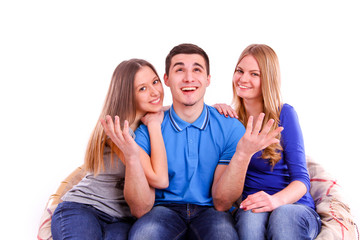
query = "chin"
(148, 106, 163, 112)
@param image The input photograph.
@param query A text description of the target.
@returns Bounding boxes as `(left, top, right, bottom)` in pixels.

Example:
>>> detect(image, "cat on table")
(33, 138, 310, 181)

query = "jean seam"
(58, 205, 67, 239)
(173, 228, 187, 240)
(188, 224, 202, 240)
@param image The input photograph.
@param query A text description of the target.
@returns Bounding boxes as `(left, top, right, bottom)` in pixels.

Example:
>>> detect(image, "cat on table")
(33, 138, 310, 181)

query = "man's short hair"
(165, 43, 210, 76)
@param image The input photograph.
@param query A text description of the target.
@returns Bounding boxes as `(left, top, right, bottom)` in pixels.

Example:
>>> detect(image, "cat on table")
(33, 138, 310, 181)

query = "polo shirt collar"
(169, 104, 210, 132)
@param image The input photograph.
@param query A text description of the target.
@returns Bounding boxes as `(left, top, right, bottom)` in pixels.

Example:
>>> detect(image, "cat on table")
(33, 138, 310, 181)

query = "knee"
(268, 204, 319, 239)
(269, 204, 306, 224)
(234, 210, 268, 239)
(129, 221, 161, 240)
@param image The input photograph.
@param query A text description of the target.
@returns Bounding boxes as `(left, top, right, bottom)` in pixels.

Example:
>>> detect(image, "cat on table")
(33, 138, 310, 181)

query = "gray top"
(62, 130, 136, 218)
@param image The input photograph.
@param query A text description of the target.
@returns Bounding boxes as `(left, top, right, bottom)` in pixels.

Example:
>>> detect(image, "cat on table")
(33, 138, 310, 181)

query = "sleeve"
(280, 104, 311, 191)
(134, 124, 151, 155)
(219, 119, 246, 165)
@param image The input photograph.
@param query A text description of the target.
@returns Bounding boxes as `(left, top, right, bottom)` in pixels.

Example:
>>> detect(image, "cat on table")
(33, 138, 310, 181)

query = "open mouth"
(239, 85, 251, 89)
(150, 97, 161, 104)
(181, 87, 197, 92)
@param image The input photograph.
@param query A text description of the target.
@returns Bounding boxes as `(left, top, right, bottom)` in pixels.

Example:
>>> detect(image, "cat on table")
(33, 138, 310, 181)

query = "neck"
(243, 98, 264, 122)
(172, 101, 204, 123)
(130, 117, 141, 131)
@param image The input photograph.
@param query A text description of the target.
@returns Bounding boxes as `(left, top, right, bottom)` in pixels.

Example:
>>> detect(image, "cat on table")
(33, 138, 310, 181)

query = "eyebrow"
(236, 66, 260, 72)
(134, 76, 159, 88)
(172, 62, 205, 70)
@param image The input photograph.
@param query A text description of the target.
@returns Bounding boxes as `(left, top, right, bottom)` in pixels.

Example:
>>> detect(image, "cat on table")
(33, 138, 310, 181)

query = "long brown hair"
(84, 59, 160, 175)
(232, 44, 283, 166)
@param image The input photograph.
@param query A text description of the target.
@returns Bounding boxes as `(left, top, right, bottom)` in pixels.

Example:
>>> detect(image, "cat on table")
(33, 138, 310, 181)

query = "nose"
(184, 71, 195, 82)
(239, 73, 249, 83)
(149, 85, 160, 97)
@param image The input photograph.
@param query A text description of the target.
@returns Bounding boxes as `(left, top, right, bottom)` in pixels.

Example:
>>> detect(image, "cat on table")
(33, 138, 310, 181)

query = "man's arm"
(212, 114, 283, 211)
(123, 150, 155, 218)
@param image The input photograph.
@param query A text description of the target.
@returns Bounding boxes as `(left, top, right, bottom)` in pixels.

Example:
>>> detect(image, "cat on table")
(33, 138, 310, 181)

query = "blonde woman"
(215, 44, 321, 239)
(51, 59, 168, 240)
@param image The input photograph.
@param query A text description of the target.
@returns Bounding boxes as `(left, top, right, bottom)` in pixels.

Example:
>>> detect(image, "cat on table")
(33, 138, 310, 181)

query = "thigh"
(104, 218, 135, 240)
(129, 205, 187, 240)
(268, 204, 321, 240)
(51, 201, 102, 240)
(234, 209, 269, 240)
(188, 207, 238, 240)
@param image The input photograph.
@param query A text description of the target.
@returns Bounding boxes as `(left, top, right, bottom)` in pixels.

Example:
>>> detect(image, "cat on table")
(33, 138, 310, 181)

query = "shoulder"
(279, 103, 303, 137)
(281, 103, 295, 113)
(280, 103, 299, 122)
(207, 105, 245, 132)
(134, 123, 148, 135)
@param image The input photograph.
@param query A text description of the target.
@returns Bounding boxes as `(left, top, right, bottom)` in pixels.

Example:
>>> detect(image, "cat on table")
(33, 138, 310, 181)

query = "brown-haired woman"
(51, 59, 168, 240)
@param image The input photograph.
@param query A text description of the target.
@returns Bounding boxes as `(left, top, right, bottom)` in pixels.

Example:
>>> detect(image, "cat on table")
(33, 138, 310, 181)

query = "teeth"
(182, 87, 196, 91)
(151, 98, 160, 104)
(239, 85, 250, 89)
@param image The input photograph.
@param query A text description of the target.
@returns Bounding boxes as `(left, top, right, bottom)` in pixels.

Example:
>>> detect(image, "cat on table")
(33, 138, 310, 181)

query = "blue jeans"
(234, 204, 322, 240)
(51, 201, 135, 240)
(129, 204, 239, 240)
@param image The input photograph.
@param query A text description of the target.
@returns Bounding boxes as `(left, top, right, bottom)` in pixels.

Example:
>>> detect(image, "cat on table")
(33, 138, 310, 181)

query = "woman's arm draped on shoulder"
(100, 116, 154, 218)
(212, 103, 238, 118)
(212, 114, 283, 211)
(139, 111, 168, 189)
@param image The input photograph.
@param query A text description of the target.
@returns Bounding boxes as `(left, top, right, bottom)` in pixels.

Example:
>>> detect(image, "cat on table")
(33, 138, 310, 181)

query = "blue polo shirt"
(135, 104, 245, 206)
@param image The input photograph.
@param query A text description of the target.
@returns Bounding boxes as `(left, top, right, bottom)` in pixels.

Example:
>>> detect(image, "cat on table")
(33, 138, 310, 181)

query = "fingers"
(122, 120, 134, 142)
(259, 118, 274, 136)
(240, 191, 270, 212)
(100, 118, 110, 135)
(114, 116, 124, 140)
(245, 115, 254, 137)
(101, 115, 128, 144)
(253, 113, 265, 135)
(213, 104, 238, 118)
(141, 111, 164, 126)
(103, 115, 117, 139)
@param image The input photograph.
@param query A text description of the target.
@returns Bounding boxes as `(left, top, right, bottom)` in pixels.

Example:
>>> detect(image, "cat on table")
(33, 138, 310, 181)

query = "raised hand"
(100, 115, 140, 160)
(236, 113, 283, 157)
(213, 103, 238, 118)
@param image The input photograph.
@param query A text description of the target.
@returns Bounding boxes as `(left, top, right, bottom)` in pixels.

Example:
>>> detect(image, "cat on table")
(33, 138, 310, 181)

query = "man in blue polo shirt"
(126, 44, 244, 239)
(101, 43, 283, 239)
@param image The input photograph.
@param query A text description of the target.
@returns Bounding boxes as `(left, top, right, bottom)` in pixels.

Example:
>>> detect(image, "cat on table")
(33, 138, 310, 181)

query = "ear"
(164, 73, 170, 87)
(206, 74, 211, 87)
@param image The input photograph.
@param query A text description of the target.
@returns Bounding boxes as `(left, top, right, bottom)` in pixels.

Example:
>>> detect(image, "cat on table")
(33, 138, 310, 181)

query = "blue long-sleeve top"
(242, 103, 315, 209)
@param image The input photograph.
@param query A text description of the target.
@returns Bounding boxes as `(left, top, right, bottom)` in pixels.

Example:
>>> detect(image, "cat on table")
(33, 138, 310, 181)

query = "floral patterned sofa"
(37, 156, 358, 240)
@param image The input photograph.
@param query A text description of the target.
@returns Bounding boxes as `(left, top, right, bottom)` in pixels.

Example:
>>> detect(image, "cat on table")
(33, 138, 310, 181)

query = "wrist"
(124, 153, 140, 164)
(233, 150, 252, 163)
(147, 121, 161, 129)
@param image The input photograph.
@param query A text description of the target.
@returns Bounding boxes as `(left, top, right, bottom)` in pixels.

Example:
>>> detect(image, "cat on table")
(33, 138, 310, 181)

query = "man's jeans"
(234, 204, 322, 240)
(129, 204, 239, 240)
(51, 201, 135, 240)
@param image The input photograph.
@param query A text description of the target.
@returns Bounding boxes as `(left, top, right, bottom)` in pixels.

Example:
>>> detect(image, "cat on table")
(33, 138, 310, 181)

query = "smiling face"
(233, 55, 262, 103)
(134, 66, 164, 117)
(164, 53, 210, 110)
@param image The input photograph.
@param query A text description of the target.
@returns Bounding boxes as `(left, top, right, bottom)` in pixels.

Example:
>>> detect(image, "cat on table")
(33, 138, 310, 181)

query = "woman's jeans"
(129, 204, 239, 240)
(234, 204, 322, 240)
(51, 201, 135, 240)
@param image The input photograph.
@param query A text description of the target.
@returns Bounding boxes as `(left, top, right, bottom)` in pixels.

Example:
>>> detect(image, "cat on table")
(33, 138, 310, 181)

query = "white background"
(1, 0, 359, 239)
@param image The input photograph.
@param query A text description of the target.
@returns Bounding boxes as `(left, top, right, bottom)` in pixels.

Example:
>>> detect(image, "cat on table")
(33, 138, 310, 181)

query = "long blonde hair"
(84, 59, 159, 175)
(232, 44, 283, 166)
